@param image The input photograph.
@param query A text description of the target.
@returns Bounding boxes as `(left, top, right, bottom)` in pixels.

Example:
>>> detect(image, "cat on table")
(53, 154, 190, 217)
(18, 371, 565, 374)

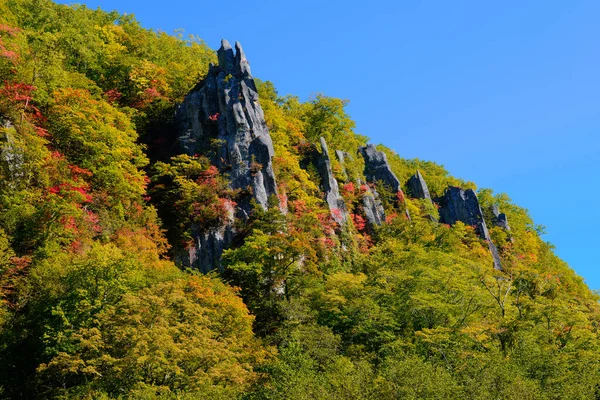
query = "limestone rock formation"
(0, 117, 24, 187)
(173, 39, 279, 272)
(361, 181, 386, 227)
(317, 137, 348, 225)
(359, 144, 401, 191)
(439, 187, 488, 239)
(175, 225, 234, 274)
(406, 170, 431, 201)
(491, 204, 511, 231)
(439, 187, 502, 270)
(359, 144, 410, 222)
(335, 146, 384, 227)
(175, 39, 278, 217)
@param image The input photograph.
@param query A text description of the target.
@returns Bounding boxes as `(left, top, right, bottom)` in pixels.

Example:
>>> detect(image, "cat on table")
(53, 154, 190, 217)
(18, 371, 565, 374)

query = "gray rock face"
(0, 117, 24, 187)
(359, 144, 410, 221)
(359, 144, 401, 192)
(175, 224, 235, 274)
(439, 187, 489, 239)
(173, 193, 236, 273)
(173, 40, 279, 272)
(175, 39, 278, 217)
(491, 205, 511, 231)
(335, 150, 352, 164)
(439, 187, 502, 270)
(361, 181, 386, 228)
(317, 137, 348, 225)
(406, 170, 431, 201)
(488, 241, 503, 271)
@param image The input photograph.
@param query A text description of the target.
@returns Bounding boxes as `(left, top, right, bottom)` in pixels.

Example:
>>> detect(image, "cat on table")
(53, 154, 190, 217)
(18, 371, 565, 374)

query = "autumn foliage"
(0, 1, 599, 399)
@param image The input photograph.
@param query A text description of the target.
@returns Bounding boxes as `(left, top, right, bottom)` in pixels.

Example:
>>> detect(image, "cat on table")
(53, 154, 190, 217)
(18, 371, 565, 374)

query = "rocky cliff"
(359, 144, 402, 192)
(0, 117, 24, 188)
(359, 144, 410, 222)
(439, 187, 502, 270)
(491, 204, 511, 231)
(406, 170, 431, 202)
(175, 39, 278, 218)
(173, 40, 506, 272)
(173, 40, 279, 271)
(316, 137, 348, 225)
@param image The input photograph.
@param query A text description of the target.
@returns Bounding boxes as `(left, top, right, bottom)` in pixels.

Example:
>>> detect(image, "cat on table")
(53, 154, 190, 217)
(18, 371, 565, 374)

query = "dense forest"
(0, 1, 599, 399)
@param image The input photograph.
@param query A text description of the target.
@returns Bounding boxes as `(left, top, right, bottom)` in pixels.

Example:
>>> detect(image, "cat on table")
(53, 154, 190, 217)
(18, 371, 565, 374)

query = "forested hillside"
(0, 1, 599, 399)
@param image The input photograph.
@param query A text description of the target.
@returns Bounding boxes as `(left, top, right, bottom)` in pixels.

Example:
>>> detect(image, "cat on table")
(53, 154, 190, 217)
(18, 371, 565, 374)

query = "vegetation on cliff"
(0, 1, 598, 399)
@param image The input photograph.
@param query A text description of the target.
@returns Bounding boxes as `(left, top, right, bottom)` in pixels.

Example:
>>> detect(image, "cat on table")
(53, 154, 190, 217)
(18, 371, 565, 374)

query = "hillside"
(0, 1, 599, 399)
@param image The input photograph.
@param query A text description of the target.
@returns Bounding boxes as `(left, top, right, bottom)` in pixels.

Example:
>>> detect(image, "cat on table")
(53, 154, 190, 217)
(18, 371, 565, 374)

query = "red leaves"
(105, 89, 123, 103)
(277, 191, 288, 210)
(396, 190, 406, 203)
(208, 112, 220, 122)
(35, 126, 50, 138)
(0, 255, 31, 308)
(0, 82, 45, 124)
(0, 24, 21, 64)
(47, 183, 92, 203)
(0, 24, 20, 36)
(331, 207, 343, 221)
(385, 212, 398, 224)
(316, 211, 336, 235)
(352, 213, 367, 232)
(197, 165, 220, 187)
(342, 182, 356, 193)
(144, 87, 161, 100)
(291, 199, 308, 218)
(0, 82, 34, 104)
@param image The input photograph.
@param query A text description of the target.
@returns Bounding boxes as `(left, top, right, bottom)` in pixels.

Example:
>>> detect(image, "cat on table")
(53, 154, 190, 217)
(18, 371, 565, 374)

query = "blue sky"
(57, 0, 600, 289)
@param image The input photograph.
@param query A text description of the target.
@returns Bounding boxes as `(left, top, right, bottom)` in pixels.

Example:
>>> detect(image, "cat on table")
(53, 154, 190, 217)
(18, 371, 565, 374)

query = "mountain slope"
(0, 1, 598, 399)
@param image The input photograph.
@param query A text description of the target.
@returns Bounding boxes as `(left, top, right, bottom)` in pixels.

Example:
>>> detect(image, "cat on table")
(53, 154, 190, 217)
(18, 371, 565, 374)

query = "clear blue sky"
(57, 0, 600, 289)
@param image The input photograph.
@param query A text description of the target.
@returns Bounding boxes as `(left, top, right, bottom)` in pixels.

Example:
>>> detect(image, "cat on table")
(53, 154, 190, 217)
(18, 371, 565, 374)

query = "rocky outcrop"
(359, 144, 410, 221)
(335, 146, 384, 228)
(173, 39, 279, 272)
(406, 170, 431, 201)
(439, 187, 502, 270)
(175, 39, 278, 217)
(317, 137, 348, 225)
(361, 181, 386, 227)
(491, 205, 511, 231)
(359, 144, 401, 192)
(176, 225, 234, 274)
(0, 117, 24, 187)
(439, 187, 489, 239)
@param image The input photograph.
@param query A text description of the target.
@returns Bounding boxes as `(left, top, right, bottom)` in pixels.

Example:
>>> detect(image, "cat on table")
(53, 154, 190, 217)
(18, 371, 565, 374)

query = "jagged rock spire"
(217, 39, 235, 75)
(359, 144, 401, 192)
(491, 204, 511, 231)
(406, 170, 432, 201)
(439, 187, 502, 270)
(174, 39, 278, 272)
(361, 181, 386, 227)
(234, 41, 251, 76)
(359, 144, 410, 221)
(317, 137, 348, 225)
(439, 187, 489, 239)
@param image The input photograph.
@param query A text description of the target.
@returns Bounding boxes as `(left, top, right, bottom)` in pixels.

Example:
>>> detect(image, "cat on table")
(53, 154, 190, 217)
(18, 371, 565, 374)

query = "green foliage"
(0, 1, 599, 398)
(36, 273, 267, 398)
(149, 154, 236, 248)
